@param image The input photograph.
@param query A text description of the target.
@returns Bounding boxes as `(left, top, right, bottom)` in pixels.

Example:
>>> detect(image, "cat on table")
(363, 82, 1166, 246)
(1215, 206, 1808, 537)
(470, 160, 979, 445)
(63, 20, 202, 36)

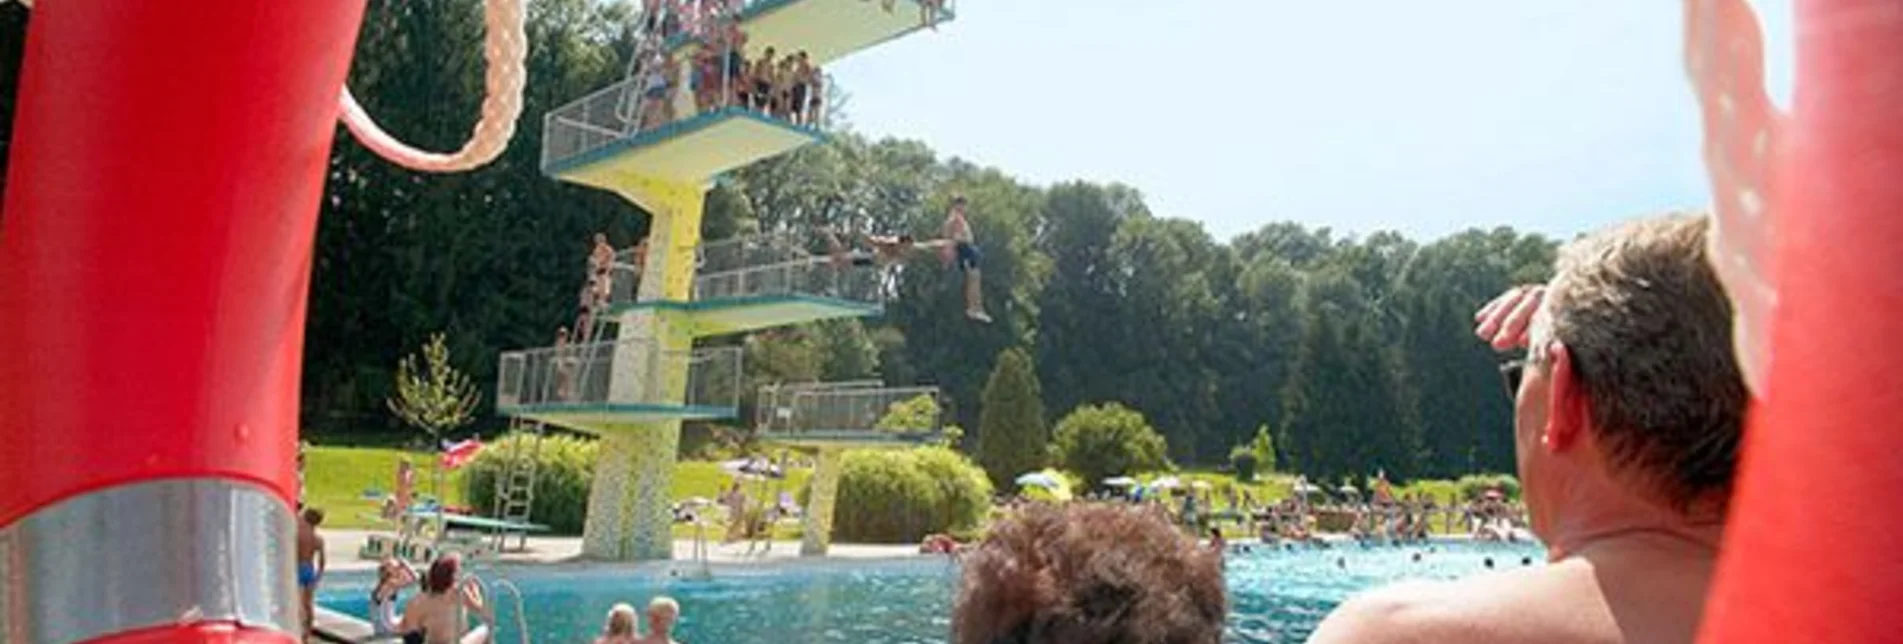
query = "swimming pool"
(319, 540, 1546, 643)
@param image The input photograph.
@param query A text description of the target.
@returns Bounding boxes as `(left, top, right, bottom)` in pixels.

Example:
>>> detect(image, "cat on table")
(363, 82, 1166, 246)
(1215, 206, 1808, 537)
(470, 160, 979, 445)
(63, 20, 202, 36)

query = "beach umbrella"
(1102, 476, 1140, 488)
(722, 457, 783, 480)
(1015, 471, 1063, 490)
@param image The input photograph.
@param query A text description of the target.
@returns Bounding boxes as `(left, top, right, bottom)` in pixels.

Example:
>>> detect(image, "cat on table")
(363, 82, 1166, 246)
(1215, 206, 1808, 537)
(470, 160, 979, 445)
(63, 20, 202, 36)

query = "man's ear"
(1542, 343, 1588, 452)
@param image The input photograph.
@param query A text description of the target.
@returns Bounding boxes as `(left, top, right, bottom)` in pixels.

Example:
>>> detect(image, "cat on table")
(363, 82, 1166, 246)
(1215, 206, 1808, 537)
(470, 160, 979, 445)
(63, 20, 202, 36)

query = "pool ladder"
(470, 575, 533, 644)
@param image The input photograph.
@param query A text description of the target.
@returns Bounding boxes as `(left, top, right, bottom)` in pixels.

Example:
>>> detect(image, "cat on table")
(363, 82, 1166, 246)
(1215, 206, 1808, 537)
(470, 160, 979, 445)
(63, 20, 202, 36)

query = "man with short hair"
(951, 503, 1227, 643)
(1310, 213, 1747, 644)
(636, 597, 682, 644)
(296, 506, 328, 640)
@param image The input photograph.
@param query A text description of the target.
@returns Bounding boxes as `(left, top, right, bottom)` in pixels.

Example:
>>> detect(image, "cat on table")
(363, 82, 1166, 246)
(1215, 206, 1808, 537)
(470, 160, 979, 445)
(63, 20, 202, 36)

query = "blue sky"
(828, 0, 1793, 243)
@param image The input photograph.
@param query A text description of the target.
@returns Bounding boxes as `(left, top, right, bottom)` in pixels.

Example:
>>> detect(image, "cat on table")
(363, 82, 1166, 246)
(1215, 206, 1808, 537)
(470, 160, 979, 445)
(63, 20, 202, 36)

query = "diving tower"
(518, 0, 954, 561)
(755, 381, 944, 555)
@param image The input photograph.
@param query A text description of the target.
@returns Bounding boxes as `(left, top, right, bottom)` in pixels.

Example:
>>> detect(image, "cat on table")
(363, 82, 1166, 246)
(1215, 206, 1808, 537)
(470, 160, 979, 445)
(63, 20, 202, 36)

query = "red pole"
(1700, 1, 1903, 641)
(0, 1, 365, 642)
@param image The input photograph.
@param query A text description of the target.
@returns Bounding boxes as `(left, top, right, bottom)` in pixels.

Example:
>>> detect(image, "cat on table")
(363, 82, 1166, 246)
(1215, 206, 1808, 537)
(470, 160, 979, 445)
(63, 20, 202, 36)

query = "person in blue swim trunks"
(940, 195, 992, 323)
(296, 505, 327, 639)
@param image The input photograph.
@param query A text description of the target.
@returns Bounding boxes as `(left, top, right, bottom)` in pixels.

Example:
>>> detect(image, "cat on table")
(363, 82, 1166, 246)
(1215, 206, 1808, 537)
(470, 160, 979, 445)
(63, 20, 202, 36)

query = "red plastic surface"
(0, 0, 367, 526)
(1699, 0, 1903, 641)
(81, 622, 299, 644)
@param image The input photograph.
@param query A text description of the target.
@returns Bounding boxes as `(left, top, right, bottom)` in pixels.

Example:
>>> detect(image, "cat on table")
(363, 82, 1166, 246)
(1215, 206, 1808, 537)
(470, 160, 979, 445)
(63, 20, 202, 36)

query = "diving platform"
(494, 339, 743, 432)
(543, 91, 822, 187)
(756, 381, 944, 448)
(606, 231, 891, 337)
(672, 0, 957, 65)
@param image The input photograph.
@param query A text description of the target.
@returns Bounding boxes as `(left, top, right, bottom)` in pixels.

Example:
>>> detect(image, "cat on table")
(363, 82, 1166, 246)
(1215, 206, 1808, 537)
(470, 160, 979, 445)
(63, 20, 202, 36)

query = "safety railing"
(608, 246, 647, 305)
(756, 381, 943, 438)
(696, 229, 810, 275)
(495, 339, 743, 414)
(694, 254, 891, 304)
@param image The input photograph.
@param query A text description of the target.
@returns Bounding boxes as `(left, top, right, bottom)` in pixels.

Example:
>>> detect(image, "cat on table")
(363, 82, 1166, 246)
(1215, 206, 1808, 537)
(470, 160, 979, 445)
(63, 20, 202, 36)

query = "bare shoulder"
(1308, 578, 1475, 644)
(1311, 563, 1618, 644)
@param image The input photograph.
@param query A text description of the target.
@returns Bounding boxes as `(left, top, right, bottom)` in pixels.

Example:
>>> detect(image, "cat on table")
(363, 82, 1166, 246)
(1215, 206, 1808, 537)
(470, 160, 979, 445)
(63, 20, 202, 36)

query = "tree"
(1229, 446, 1259, 483)
(876, 393, 941, 432)
(1050, 403, 1171, 489)
(1249, 425, 1278, 474)
(387, 332, 481, 442)
(975, 348, 1048, 489)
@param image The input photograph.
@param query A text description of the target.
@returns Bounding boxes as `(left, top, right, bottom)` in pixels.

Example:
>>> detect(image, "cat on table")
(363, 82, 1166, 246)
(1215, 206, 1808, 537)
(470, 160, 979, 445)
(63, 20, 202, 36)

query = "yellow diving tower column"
(521, 0, 955, 561)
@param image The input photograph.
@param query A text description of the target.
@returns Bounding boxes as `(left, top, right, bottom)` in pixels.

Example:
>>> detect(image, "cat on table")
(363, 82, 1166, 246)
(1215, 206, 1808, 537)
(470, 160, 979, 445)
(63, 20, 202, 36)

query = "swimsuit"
(954, 242, 981, 272)
(298, 562, 320, 589)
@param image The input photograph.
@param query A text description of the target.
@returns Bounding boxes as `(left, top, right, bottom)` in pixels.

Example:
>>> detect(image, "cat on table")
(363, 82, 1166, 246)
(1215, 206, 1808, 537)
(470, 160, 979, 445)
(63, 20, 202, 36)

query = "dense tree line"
(1, 1, 1559, 480)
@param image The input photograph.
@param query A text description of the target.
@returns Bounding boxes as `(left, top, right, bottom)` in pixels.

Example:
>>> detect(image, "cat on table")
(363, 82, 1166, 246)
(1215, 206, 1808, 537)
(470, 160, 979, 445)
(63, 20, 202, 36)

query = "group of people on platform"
(631, 6, 828, 131)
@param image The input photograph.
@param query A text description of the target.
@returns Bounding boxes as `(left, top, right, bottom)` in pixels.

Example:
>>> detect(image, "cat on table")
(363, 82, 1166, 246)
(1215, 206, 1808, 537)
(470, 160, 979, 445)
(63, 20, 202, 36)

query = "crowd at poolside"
(297, 211, 1750, 644)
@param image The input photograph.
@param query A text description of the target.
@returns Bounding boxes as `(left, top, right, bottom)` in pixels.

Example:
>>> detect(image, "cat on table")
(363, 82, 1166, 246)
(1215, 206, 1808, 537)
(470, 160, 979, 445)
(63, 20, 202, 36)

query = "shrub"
(464, 433, 599, 535)
(1229, 446, 1259, 483)
(1455, 473, 1522, 501)
(1050, 403, 1170, 489)
(826, 447, 993, 543)
(1249, 425, 1277, 475)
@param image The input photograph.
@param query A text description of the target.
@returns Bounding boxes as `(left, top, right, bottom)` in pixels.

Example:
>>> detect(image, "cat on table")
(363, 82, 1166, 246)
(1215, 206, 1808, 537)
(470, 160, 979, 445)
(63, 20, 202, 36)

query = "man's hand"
(461, 580, 496, 622)
(1473, 285, 1546, 351)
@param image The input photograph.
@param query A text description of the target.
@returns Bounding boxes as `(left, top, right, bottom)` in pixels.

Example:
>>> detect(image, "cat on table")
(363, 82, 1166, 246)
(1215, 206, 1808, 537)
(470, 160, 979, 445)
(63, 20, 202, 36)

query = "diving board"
(611, 293, 881, 337)
(547, 106, 823, 188)
(670, 0, 955, 66)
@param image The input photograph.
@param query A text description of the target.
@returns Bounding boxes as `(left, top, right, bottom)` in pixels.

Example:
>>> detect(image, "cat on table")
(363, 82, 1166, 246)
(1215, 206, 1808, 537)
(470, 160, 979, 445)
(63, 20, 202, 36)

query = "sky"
(828, 0, 1793, 243)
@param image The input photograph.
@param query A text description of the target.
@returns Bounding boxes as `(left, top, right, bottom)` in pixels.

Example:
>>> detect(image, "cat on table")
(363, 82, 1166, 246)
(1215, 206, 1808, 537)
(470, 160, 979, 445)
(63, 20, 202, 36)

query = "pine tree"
(976, 348, 1049, 489)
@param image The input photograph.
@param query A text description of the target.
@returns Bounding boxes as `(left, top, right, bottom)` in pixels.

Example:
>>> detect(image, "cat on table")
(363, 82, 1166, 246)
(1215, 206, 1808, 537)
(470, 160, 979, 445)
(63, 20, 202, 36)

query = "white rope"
(339, 0, 529, 173)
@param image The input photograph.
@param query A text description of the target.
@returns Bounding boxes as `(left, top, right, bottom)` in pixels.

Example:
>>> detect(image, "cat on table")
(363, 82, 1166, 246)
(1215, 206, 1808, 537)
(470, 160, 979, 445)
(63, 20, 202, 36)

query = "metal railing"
(694, 254, 891, 304)
(696, 229, 811, 275)
(756, 381, 942, 437)
(496, 339, 743, 413)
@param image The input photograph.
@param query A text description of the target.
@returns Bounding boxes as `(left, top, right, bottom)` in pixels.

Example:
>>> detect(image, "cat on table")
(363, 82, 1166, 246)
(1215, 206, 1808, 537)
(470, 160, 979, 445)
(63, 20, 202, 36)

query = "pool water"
(320, 540, 1546, 643)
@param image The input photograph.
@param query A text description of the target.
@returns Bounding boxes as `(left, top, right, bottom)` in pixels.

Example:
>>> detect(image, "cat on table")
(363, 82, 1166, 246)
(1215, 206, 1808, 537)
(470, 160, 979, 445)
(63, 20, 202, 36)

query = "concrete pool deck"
(320, 528, 922, 572)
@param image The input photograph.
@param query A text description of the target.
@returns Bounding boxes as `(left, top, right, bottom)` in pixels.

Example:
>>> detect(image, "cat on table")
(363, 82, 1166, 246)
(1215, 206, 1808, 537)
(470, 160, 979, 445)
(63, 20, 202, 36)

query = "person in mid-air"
(941, 196, 991, 323)
(821, 225, 916, 269)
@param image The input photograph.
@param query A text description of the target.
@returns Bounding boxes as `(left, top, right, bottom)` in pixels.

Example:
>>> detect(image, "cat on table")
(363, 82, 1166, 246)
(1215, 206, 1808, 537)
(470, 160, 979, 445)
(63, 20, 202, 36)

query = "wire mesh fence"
(496, 339, 743, 413)
(755, 382, 942, 438)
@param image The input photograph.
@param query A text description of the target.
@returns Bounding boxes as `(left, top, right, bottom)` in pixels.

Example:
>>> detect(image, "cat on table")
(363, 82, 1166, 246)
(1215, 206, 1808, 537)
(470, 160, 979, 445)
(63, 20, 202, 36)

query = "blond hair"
(604, 603, 637, 637)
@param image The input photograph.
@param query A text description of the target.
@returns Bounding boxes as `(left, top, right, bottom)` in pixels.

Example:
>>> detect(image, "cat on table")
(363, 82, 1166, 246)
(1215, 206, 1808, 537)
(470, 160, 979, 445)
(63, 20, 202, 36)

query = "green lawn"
(305, 445, 813, 533)
(303, 446, 469, 529)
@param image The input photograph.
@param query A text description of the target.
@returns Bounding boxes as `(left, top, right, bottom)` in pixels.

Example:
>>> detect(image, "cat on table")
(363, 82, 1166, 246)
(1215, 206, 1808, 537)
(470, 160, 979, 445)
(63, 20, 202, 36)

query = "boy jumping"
(942, 196, 991, 323)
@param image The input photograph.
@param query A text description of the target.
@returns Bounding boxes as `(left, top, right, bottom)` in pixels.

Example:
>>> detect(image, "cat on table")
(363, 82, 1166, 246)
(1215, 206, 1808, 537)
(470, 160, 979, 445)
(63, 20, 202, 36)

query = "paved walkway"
(321, 528, 919, 572)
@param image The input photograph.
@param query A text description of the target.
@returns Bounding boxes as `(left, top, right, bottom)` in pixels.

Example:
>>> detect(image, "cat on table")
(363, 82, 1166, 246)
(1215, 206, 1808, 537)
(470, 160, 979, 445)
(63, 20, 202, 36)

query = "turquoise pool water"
(320, 540, 1546, 643)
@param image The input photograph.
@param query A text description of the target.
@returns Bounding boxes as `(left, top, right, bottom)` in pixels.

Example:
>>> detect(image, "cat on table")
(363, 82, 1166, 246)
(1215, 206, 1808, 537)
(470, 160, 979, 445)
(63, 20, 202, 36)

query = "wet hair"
(425, 555, 460, 594)
(605, 603, 638, 636)
(951, 195, 968, 206)
(302, 507, 325, 526)
(897, 234, 916, 245)
(1542, 213, 1745, 514)
(952, 504, 1226, 644)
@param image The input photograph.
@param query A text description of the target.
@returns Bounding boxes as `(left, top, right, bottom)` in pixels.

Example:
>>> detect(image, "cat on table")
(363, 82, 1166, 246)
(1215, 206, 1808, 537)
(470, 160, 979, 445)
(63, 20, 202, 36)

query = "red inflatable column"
(1699, 1, 1903, 642)
(0, 1, 365, 642)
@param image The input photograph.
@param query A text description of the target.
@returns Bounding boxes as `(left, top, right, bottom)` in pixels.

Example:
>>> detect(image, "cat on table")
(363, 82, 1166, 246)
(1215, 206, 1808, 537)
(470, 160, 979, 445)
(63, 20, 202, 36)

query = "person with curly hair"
(952, 503, 1227, 644)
